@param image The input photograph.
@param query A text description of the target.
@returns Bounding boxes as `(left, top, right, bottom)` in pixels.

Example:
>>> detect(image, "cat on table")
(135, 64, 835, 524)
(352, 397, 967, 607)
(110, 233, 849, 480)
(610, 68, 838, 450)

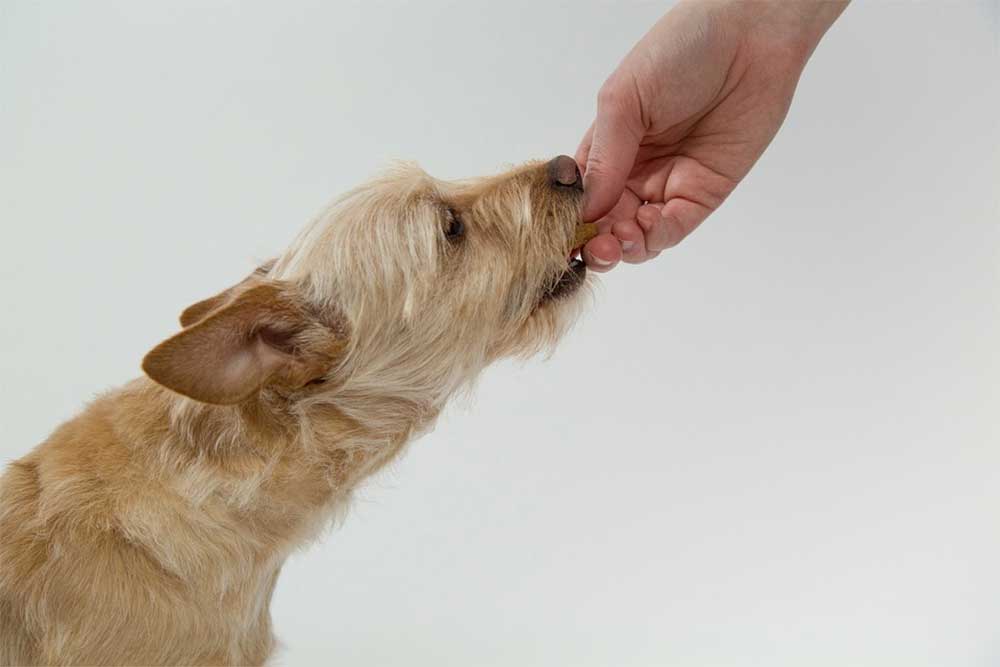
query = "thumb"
(582, 89, 642, 222)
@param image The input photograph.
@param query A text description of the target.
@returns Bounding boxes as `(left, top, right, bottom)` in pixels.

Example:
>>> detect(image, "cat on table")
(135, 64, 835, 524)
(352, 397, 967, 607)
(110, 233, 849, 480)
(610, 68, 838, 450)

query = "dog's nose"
(548, 155, 582, 191)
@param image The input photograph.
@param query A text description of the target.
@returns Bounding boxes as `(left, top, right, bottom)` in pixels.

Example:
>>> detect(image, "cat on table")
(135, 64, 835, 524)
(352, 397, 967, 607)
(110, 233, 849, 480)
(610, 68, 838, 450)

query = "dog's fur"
(0, 158, 592, 665)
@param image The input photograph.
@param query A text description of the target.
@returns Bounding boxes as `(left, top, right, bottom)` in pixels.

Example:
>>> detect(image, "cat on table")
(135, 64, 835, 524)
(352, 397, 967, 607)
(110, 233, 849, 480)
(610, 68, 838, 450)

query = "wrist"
(719, 0, 849, 64)
(788, 1, 850, 56)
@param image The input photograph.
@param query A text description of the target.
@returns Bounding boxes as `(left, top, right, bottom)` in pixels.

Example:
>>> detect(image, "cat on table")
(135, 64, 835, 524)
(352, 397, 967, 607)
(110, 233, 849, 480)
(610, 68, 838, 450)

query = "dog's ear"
(179, 290, 234, 329)
(179, 260, 276, 328)
(143, 281, 344, 405)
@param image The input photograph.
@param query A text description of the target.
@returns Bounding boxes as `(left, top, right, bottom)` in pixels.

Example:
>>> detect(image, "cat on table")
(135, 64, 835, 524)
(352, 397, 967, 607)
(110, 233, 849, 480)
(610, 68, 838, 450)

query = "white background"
(2, 2, 998, 665)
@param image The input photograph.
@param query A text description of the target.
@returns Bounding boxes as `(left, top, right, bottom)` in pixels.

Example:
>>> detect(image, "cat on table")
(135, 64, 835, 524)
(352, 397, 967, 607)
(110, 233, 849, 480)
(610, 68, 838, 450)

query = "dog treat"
(574, 222, 598, 248)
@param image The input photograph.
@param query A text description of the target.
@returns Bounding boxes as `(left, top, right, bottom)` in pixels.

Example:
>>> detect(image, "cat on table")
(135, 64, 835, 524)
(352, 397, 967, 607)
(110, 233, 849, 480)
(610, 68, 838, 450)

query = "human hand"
(577, 0, 847, 270)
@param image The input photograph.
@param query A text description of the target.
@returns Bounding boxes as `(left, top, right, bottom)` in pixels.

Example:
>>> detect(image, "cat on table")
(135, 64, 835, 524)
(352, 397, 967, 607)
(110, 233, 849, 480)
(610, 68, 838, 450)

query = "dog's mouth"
(544, 255, 587, 301)
(541, 222, 598, 302)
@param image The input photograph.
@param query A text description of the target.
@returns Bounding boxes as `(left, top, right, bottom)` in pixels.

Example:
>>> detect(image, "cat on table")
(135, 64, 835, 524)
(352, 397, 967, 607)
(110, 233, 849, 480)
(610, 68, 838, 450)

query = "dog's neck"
(121, 377, 436, 588)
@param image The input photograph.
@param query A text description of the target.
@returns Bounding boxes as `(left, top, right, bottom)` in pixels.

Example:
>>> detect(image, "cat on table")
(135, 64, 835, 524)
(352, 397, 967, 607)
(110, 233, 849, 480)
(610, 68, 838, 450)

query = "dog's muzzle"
(543, 221, 597, 301)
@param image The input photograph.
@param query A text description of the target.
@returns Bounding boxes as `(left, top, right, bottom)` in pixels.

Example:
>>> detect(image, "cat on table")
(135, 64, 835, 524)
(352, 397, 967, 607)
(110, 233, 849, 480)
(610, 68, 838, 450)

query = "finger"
(582, 88, 642, 222)
(599, 185, 642, 227)
(582, 233, 622, 272)
(574, 123, 594, 176)
(659, 197, 713, 248)
(636, 203, 672, 253)
(610, 219, 648, 264)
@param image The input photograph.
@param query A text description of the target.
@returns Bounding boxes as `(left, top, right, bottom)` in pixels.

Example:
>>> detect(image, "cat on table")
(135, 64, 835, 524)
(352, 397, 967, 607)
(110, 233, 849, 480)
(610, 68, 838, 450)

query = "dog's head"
(143, 156, 594, 411)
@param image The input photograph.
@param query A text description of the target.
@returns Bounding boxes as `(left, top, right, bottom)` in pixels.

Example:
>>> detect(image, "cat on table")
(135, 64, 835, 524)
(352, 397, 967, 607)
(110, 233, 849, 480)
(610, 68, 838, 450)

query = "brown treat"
(573, 222, 598, 248)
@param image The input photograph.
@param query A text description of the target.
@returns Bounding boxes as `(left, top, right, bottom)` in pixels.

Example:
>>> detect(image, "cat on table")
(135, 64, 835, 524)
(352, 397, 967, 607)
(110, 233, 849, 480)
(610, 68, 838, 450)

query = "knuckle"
(610, 219, 637, 238)
(646, 220, 674, 252)
(584, 153, 614, 179)
(596, 80, 629, 114)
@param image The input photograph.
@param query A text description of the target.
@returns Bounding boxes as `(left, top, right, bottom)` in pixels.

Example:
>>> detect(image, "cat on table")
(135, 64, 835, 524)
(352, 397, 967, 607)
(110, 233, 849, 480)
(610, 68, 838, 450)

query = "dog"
(0, 155, 596, 665)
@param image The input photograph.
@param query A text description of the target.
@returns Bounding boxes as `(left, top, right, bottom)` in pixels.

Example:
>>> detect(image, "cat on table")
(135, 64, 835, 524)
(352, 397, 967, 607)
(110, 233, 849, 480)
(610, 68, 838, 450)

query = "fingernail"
(589, 255, 613, 267)
(621, 240, 635, 252)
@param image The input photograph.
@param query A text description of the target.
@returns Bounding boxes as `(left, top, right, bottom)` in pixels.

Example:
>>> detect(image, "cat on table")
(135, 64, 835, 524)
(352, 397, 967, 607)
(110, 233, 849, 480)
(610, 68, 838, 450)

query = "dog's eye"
(444, 208, 465, 242)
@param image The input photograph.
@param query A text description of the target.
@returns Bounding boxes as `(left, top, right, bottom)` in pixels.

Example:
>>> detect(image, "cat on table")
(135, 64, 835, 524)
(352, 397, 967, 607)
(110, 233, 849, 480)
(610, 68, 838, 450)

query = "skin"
(576, 0, 849, 270)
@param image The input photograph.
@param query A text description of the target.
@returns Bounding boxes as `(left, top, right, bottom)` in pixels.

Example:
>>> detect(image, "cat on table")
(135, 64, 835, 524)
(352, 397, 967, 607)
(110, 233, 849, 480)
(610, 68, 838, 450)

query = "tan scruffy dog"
(0, 156, 596, 666)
